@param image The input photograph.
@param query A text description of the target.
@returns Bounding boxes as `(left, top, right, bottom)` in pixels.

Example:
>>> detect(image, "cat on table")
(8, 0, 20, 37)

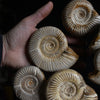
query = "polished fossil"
(62, 0, 100, 36)
(14, 66, 45, 100)
(28, 26, 78, 72)
(46, 69, 98, 100)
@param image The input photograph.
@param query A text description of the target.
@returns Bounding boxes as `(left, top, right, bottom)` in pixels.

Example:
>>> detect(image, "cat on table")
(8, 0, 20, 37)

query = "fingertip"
(48, 1, 53, 9)
(33, 1, 54, 26)
(43, 1, 53, 13)
(23, 1, 54, 28)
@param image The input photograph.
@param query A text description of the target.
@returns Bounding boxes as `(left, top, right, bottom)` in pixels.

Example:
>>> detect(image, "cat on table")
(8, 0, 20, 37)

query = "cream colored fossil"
(62, 0, 100, 36)
(14, 66, 45, 100)
(46, 69, 86, 100)
(28, 26, 78, 72)
(81, 85, 98, 100)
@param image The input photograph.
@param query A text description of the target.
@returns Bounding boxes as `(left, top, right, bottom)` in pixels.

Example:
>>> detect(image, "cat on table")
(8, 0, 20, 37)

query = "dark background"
(0, 0, 100, 100)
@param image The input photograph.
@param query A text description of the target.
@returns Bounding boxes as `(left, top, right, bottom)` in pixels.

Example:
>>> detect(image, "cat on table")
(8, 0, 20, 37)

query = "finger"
(24, 1, 53, 27)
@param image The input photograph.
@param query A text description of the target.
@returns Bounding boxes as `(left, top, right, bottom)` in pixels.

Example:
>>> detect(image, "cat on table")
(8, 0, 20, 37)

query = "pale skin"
(1, 1, 53, 67)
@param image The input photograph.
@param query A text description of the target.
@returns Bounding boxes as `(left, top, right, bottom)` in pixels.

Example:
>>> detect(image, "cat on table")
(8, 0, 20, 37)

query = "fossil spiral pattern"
(14, 66, 45, 100)
(62, 0, 100, 35)
(46, 69, 86, 100)
(29, 26, 78, 71)
(81, 85, 98, 100)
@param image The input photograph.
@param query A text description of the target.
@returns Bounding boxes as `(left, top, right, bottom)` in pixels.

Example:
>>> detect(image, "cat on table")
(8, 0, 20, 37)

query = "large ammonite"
(14, 66, 45, 100)
(62, 0, 100, 36)
(28, 26, 78, 72)
(46, 69, 86, 100)
(81, 85, 98, 100)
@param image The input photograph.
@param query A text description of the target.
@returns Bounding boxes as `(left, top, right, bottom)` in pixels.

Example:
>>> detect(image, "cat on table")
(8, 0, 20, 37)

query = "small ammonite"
(81, 85, 98, 100)
(28, 26, 78, 72)
(62, 0, 100, 36)
(14, 66, 45, 100)
(46, 69, 86, 100)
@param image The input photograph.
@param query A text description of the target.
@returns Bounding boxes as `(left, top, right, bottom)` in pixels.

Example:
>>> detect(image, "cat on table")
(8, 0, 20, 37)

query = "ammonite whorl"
(29, 26, 78, 72)
(62, 0, 100, 36)
(46, 69, 86, 100)
(14, 66, 45, 100)
(81, 85, 98, 100)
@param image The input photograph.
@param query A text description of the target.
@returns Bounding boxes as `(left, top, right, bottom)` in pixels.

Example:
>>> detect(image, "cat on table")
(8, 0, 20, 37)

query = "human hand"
(1, 1, 53, 67)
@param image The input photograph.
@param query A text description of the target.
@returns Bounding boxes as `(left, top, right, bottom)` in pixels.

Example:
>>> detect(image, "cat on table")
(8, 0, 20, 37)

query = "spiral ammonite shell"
(14, 66, 45, 100)
(62, 0, 100, 36)
(46, 69, 86, 100)
(81, 85, 98, 100)
(29, 26, 78, 72)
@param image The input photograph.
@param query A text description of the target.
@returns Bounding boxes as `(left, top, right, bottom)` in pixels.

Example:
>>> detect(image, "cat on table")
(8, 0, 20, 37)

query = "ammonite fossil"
(62, 0, 100, 36)
(46, 69, 86, 100)
(81, 85, 98, 100)
(14, 66, 45, 100)
(28, 26, 78, 72)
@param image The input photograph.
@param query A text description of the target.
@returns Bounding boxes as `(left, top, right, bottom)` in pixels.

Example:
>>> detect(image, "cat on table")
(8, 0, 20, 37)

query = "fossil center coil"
(40, 35, 63, 58)
(59, 82, 77, 99)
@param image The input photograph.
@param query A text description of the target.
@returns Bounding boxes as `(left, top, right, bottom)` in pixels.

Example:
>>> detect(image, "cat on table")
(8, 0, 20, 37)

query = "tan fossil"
(28, 26, 78, 72)
(81, 85, 98, 100)
(14, 66, 45, 100)
(46, 69, 86, 100)
(62, 0, 100, 36)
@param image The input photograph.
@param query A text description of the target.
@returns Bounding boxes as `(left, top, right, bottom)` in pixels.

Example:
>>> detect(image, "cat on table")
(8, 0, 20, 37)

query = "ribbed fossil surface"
(46, 69, 86, 100)
(14, 66, 45, 100)
(62, 0, 100, 36)
(29, 26, 78, 72)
